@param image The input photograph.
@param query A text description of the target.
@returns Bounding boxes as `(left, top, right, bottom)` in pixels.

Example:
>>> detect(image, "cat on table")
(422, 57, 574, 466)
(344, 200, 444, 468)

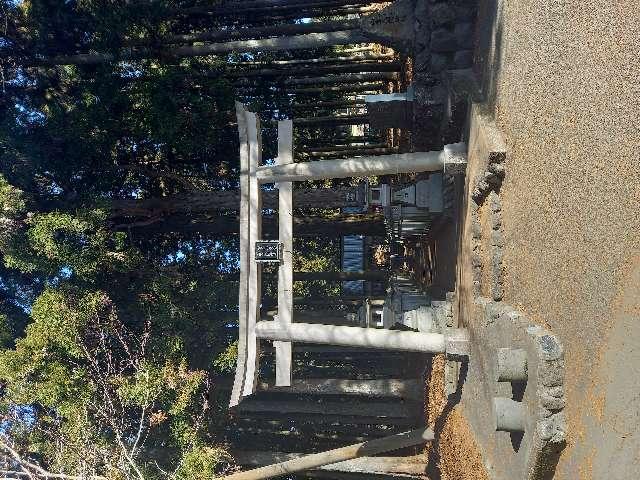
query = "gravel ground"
(424, 355, 489, 480)
(471, 0, 640, 478)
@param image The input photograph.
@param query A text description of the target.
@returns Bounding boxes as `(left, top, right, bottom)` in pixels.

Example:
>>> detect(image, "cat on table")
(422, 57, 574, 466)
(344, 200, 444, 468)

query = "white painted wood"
(275, 119, 294, 387)
(255, 321, 449, 353)
(255, 144, 468, 183)
(242, 107, 262, 398)
(230, 102, 251, 408)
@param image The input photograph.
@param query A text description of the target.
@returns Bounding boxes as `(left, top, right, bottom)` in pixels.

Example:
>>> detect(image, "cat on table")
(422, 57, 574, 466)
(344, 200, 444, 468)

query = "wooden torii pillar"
(230, 102, 469, 409)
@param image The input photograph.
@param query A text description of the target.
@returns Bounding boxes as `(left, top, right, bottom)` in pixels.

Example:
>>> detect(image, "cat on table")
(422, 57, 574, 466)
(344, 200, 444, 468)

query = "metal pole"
(214, 428, 434, 480)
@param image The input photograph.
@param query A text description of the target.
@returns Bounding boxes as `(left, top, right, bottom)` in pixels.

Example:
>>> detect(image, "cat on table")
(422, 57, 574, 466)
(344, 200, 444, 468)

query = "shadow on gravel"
(424, 358, 470, 480)
(473, 0, 505, 110)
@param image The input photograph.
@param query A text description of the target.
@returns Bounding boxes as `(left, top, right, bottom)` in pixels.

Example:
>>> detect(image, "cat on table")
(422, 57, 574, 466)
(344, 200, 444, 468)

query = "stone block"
(453, 4, 478, 21)
(430, 52, 450, 73)
(491, 212, 502, 230)
(431, 3, 457, 27)
(540, 393, 566, 411)
(414, 49, 431, 72)
(454, 22, 475, 48)
(360, 0, 416, 53)
(431, 28, 458, 52)
(496, 348, 529, 382)
(453, 49, 474, 68)
(494, 397, 527, 432)
(445, 328, 470, 356)
(415, 0, 430, 20)
(491, 230, 506, 247)
(366, 100, 414, 130)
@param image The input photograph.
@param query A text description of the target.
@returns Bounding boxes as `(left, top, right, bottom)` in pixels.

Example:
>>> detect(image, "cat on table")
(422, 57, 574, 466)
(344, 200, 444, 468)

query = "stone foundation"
(455, 104, 567, 479)
(412, 0, 479, 150)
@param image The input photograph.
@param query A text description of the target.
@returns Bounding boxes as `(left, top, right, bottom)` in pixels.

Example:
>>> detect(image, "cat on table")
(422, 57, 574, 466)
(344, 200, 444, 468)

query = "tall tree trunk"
(300, 147, 397, 158)
(293, 100, 367, 112)
(288, 83, 384, 94)
(338, 46, 375, 54)
(21, 30, 370, 66)
(293, 271, 388, 282)
(300, 135, 382, 146)
(239, 6, 378, 23)
(179, 0, 378, 16)
(282, 72, 398, 86)
(236, 73, 396, 88)
(110, 185, 366, 218)
(233, 53, 394, 67)
(298, 143, 388, 153)
(228, 62, 401, 78)
(294, 114, 370, 127)
(127, 19, 360, 46)
(119, 213, 385, 237)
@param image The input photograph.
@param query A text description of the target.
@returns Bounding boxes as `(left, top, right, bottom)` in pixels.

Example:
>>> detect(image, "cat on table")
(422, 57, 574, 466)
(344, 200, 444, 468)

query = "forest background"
(0, 1, 390, 478)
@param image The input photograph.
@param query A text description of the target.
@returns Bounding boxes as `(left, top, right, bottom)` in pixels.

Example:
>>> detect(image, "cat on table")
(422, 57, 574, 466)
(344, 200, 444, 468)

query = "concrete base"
(360, 0, 416, 54)
(455, 106, 566, 480)
(461, 298, 566, 479)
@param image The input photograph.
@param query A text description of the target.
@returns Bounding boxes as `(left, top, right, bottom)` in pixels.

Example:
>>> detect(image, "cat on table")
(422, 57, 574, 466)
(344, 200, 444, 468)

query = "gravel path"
(472, 0, 640, 478)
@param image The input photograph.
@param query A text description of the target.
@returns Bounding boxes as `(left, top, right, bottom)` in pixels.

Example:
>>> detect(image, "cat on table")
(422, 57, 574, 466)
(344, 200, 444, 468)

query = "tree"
(0, 2, 395, 477)
(15, 31, 369, 67)
(0, 288, 228, 479)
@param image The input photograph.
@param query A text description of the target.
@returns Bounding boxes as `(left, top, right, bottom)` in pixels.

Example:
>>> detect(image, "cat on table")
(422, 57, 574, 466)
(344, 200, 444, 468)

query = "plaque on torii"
(229, 102, 470, 408)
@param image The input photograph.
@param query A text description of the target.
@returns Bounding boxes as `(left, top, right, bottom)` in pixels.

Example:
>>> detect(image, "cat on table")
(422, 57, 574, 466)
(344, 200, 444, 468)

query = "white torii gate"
(230, 102, 469, 408)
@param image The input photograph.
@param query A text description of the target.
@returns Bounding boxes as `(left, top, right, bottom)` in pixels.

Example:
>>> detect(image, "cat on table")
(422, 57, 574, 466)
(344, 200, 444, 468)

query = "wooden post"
(255, 321, 470, 355)
(293, 271, 388, 282)
(232, 451, 428, 476)
(256, 144, 467, 183)
(275, 120, 293, 387)
(214, 428, 434, 480)
(237, 399, 415, 418)
(229, 102, 252, 408)
(257, 378, 423, 400)
(244, 107, 263, 398)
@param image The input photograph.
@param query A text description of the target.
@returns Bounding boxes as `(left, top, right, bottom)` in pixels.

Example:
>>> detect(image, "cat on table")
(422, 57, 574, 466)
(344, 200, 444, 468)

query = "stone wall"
(413, 0, 478, 150)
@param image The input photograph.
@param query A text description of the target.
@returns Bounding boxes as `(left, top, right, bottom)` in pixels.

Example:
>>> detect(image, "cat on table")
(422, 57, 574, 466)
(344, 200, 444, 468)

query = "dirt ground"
(412, 0, 639, 478)
(463, 0, 639, 478)
(424, 355, 489, 480)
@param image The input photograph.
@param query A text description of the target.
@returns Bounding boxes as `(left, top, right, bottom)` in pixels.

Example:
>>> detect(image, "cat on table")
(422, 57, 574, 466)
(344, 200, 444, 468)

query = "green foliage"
(175, 445, 230, 480)
(0, 2, 367, 478)
(0, 314, 13, 347)
(213, 340, 238, 374)
(0, 286, 219, 478)
(2, 207, 141, 279)
(0, 174, 27, 219)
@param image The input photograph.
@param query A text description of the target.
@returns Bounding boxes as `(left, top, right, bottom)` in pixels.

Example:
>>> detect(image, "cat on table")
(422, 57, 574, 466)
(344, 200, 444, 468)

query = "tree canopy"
(0, 1, 394, 477)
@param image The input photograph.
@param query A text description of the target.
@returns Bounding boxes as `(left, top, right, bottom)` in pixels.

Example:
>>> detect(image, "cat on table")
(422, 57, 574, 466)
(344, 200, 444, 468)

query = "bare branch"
(0, 438, 107, 480)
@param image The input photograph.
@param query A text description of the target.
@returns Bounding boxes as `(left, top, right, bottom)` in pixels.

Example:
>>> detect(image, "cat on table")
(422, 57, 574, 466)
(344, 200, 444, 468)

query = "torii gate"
(230, 102, 470, 409)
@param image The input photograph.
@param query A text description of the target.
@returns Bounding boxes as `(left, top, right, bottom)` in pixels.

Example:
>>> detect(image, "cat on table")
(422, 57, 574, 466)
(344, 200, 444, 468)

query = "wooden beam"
(238, 412, 417, 426)
(275, 119, 293, 387)
(232, 451, 428, 476)
(237, 399, 416, 418)
(215, 428, 434, 480)
(229, 102, 252, 408)
(244, 107, 262, 398)
(255, 321, 450, 353)
(257, 378, 423, 400)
